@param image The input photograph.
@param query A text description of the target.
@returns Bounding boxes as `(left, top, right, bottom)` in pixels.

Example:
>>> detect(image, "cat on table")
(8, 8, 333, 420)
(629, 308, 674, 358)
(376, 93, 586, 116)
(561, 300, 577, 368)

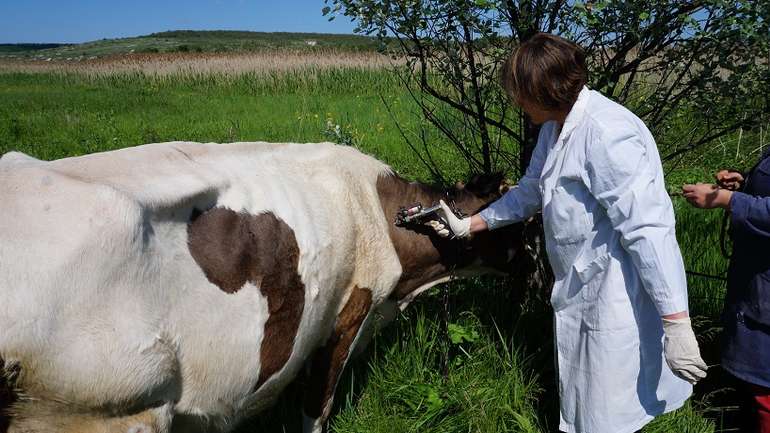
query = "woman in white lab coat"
(430, 33, 708, 433)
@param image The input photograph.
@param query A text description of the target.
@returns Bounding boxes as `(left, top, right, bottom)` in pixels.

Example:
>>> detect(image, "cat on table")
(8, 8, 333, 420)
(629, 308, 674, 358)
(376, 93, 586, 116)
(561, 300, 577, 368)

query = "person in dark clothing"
(683, 149, 770, 433)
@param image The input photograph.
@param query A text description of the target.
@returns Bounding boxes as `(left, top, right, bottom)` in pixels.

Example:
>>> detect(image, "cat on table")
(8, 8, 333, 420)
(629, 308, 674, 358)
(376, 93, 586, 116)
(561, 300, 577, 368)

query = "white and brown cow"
(0, 141, 524, 433)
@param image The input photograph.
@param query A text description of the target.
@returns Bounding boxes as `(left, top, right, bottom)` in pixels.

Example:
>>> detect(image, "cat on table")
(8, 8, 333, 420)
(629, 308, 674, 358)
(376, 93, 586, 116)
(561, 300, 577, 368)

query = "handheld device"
(394, 202, 464, 227)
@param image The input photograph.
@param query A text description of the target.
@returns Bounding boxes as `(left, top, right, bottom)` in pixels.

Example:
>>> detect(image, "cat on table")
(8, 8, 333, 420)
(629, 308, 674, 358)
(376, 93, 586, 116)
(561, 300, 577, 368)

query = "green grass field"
(1, 51, 765, 432)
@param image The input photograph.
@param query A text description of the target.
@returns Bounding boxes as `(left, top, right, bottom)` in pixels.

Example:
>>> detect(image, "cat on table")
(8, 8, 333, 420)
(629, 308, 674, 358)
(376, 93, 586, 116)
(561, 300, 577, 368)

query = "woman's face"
(516, 96, 566, 125)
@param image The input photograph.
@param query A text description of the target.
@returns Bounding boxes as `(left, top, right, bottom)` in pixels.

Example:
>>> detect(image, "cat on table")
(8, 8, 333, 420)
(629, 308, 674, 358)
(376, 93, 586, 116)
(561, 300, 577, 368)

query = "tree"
(324, 0, 769, 180)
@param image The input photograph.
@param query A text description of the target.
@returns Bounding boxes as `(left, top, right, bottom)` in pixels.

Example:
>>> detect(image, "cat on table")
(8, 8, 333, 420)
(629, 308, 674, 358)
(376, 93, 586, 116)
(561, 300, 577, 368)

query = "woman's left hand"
(682, 183, 733, 209)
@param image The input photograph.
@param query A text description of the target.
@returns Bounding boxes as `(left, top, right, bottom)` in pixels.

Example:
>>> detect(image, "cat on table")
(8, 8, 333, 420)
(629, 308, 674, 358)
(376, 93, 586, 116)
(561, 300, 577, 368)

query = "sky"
(0, 0, 359, 44)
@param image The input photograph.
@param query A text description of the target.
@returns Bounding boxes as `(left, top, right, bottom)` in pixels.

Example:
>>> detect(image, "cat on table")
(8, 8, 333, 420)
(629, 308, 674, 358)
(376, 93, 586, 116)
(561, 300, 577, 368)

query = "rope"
(439, 236, 463, 382)
(686, 270, 728, 282)
(720, 209, 733, 260)
(440, 188, 463, 381)
(440, 279, 451, 380)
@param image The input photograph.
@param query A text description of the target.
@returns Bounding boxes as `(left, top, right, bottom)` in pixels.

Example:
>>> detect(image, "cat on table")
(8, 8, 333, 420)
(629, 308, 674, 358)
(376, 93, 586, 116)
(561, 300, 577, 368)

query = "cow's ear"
(499, 179, 513, 195)
(463, 172, 505, 199)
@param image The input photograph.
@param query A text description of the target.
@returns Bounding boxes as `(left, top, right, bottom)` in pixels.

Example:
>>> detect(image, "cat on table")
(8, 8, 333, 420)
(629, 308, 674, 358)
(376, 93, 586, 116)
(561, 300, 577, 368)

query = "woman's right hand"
(427, 200, 472, 239)
(715, 170, 744, 191)
(426, 200, 488, 239)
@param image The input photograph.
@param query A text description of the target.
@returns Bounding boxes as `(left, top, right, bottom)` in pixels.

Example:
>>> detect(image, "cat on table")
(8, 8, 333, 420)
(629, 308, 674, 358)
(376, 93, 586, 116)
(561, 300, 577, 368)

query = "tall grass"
(0, 68, 422, 169)
(331, 311, 542, 433)
(0, 51, 400, 76)
(0, 66, 473, 182)
(675, 201, 729, 318)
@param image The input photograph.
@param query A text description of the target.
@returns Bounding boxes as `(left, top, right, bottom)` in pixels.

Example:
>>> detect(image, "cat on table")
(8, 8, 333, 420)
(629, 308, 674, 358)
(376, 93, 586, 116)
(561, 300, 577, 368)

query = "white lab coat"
(479, 87, 692, 433)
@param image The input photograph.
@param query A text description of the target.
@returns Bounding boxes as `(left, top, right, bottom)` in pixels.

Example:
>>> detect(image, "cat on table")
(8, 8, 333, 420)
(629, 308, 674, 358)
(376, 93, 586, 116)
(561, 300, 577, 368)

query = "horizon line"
(0, 28, 365, 45)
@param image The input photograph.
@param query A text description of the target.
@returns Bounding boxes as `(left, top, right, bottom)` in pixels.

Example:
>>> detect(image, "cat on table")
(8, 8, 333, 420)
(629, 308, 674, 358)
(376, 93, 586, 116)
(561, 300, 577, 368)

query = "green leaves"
(447, 322, 480, 345)
(411, 383, 446, 412)
(474, 0, 494, 10)
(327, 0, 769, 178)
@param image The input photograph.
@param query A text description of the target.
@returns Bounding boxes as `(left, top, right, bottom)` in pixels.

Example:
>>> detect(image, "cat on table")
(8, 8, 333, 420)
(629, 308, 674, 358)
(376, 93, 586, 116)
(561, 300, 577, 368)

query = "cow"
(0, 141, 525, 433)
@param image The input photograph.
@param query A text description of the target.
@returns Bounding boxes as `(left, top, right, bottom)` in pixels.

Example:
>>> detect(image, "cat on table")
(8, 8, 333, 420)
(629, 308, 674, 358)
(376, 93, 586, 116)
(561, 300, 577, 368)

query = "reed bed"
(0, 50, 401, 76)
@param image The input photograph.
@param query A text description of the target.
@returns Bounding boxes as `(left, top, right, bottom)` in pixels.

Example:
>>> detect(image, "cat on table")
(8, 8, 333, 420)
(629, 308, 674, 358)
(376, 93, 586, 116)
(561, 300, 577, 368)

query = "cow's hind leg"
(8, 400, 174, 433)
(0, 358, 17, 433)
(302, 286, 373, 433)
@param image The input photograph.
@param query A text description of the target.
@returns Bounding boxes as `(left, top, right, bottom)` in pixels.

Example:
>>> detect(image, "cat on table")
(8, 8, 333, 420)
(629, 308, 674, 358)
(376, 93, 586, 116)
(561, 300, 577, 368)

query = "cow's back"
(0, 155, 181, 410)
(0, 142, 403, 429)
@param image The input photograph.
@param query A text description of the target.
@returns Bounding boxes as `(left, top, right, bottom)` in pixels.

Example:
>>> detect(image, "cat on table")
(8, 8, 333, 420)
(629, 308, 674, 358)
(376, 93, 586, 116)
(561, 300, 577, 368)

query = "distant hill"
(0, 43, 71, 54)
(0, 30, 383, 60)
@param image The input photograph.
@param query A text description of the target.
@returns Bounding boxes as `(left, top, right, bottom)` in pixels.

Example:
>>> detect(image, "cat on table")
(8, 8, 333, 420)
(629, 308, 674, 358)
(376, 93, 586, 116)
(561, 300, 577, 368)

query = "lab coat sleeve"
(730, 192, 770, 238)
(583, 123, 689, 316)
(478, 132, 548, 230)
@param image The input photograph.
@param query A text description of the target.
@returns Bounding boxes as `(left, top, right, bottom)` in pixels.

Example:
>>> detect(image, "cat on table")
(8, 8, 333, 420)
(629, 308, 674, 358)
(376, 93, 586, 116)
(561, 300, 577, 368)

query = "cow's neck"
(375, 174, 485, 300)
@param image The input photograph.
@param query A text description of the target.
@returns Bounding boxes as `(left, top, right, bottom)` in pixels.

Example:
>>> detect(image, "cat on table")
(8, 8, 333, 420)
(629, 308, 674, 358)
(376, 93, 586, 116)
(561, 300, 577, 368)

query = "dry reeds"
(0, 50, 401, 76)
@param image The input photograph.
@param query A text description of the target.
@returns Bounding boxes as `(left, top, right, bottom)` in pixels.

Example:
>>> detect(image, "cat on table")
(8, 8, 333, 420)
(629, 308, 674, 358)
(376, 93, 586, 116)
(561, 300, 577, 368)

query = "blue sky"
(0, 0, 358, 44)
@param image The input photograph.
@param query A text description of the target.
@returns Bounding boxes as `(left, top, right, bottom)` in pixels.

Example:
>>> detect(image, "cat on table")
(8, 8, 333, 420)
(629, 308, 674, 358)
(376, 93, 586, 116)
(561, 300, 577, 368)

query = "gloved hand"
(425, 200, 472, 239)
(662, 317, 708, 384)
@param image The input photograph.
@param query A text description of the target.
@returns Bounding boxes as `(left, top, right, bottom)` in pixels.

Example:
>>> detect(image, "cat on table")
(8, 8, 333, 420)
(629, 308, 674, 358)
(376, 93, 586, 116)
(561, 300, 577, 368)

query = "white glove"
(662, 317, 708, 384)
(425, 200, 471, 239)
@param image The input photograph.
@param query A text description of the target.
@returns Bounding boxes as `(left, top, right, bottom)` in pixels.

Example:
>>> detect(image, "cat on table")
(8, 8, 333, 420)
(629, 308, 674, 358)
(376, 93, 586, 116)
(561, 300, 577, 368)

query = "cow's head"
(376, 172, 528, 301)
(446, 173, 526, 277)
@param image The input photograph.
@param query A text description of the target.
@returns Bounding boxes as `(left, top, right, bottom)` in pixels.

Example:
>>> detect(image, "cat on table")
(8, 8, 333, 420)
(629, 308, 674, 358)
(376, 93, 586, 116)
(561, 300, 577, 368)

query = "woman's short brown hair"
(502, 33, 588, 112)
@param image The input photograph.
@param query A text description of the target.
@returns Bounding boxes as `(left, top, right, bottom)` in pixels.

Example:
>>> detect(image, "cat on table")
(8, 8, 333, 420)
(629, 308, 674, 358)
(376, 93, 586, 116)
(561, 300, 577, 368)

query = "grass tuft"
(331, 309, 543, 433)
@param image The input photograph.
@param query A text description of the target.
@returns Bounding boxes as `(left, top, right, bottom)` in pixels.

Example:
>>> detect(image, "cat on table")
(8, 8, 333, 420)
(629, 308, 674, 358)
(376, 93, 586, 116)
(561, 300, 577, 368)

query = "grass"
(331, 311, 543, 433)
(0, 69, 402, 161)
(2, 53, 766, 432)
(0, 66, 465, 181)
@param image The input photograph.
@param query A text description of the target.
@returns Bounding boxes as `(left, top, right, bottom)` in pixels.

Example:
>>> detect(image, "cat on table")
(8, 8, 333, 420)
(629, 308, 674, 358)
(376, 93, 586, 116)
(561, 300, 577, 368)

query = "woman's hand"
(662, 317, 708, 384)
(426, 201, 488, 239)
(682, 183, 733, 209)
(715, 170, 744, 191)
(426, 200, 472, 239)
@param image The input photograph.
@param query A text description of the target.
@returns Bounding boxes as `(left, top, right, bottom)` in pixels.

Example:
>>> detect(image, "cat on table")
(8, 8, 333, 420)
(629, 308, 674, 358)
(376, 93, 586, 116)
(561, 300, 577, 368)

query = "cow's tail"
(0, 357, 18, 433)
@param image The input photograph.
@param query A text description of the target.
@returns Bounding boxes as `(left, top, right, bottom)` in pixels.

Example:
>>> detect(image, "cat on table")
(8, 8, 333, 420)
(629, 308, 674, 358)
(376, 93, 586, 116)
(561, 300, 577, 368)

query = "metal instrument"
(394, 202, 464, 227)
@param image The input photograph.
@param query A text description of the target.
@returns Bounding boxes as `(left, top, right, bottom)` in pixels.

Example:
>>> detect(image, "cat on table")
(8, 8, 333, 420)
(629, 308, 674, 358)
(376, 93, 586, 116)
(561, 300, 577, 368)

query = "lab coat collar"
(555, 86, 590, 147)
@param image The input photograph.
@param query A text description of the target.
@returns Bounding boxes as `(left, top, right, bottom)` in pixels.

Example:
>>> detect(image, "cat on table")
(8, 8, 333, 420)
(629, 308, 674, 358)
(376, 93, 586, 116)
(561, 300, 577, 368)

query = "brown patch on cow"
(187, 208, 305, 388)
(303, 286, 373, 419)
(0, 358, 17, 433)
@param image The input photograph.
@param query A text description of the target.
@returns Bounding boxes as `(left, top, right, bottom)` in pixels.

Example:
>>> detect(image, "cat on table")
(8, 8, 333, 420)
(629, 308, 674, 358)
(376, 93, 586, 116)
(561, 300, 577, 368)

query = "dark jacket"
(722, 150, 770, 387)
